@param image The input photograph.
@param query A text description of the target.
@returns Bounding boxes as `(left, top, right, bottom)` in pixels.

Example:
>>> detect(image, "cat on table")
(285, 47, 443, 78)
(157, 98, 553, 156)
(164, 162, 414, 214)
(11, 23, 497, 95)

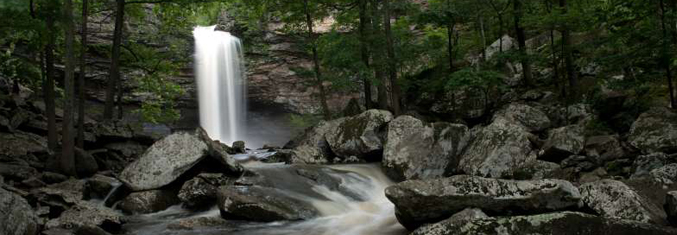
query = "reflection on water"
(123, 164, 406, 235)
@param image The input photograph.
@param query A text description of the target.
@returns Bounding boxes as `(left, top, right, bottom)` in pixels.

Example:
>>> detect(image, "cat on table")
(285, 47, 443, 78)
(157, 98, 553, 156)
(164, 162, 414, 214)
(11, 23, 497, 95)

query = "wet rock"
(29, 179, 87, 215)
(382, 115, 469, 181)
(217, 185, 318, 222)
(385, 175, 581, 230)
(493, 103, 551, 132)
(458, 118, 538, 178)
(0, 187, 38, 235)
(628, 107, 677, 154)
(411, 208, 488, 235)
(167, 216, 230, 230)
(666, 191, 677, 226)
(45, 201, 124, 232)
(287, 119, 342, 164)
(232, 141, 246, 154)
(75, 148, 99, 177)
(632, 153, 671, 179)
(118, 190, 179, 214)
(325, 109, 392, 160)
(585, 135, 626, 161)
(541, 124, 585, 162)
(412, 211, 677, 235)
(580, 179, 665, 224)
(120, 128, 242, 191)
(87, 175, 119, 199)
(178, 173, 231, 210)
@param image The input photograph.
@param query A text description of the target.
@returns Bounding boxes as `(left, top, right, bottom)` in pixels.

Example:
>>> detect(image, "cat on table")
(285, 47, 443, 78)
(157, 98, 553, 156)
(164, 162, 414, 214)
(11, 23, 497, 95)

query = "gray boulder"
(75, 148, 99, 177)
(410, 211, 677, 235)
(232, 141, 246, 154)
(178, 173, 231, 210)
(87, 174, 120, 199)
(650, 164, 677, 186)
(666, 191, 677, 226)
(287, 119, 343, 164)
(385, 175, 581, 229)
(411, 208, 488, 235)
(628, 107, 677, 154)
(0, 187, 38, 235)
(325, 109, 392, 160)
(493, 103, 551, 132)
(120, 128, 242, 191)
(217, 185, 318, 222)
(167, 216, 231, 231)
(632, 153, 672, 179)
(382, 115, 469, 181)
(585, 135, 626, 161)
(45, 201, 124, 232)
(29, 179, 86, 213)
(118, 190, 179, 214)
(541, 124, 585, 162)
(458, 118, 538, 178)
(580, 179, 665, 224)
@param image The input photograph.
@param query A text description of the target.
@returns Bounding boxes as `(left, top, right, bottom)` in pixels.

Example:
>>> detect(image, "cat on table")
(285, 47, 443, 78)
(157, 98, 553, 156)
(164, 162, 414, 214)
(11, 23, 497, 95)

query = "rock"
(385, 175, 581, 229)
(580, 179, 665, 224)
(666, 191, 677, 226)
(104, 142, 146, 159)
(458, 118, 538, 178)
(541, 124, 585, 162)
(217, 185, 318, 222)
(561, 155, 599, 173)
(0, 131, 49, 158)
(119, 128, 242, 191)
(493, 103, 551, 132)
(232, 141, 246, 154)
(118, 190, 179, 214)
(516, 160, 560, 180)
(579, 168, 609, 184)
(75, 148, 99, 177)
(178, 173, 231, 210)
(87, 175, 120, 199)
(628, 107, 677, 154)
(342, 98, 362, 117)
(287, 119, 342, 164)
(41, 172, 68, 184)
(585, 135, 626, 161)
(566, 104, 594, 124)
(325, 109, 393, 160)
(93, 121, 133, 141)
(29, 179, 87, 215)
(45, 201, 124, 232)
(0, 162, 38, 182)
(411, 208, 488, 235)
(21, 177, 47, 189)
(167, 217, 230, 230)
(650, 164, 677, 186)
(632, 153, 671, 179)
(0, 187, 38, 235)
(382, 115, 469, 181)
(411, 211, 677, 235)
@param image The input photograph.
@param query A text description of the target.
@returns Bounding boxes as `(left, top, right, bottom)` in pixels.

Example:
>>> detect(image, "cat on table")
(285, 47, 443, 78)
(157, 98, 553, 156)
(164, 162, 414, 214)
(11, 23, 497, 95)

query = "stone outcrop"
(0, 188, 38, 235)
(541, 124, 586, 162)
(385, 175, 581, 229)
(493, 103, 551, 132)
(628, 107, 677, 154)
(178, 173, 231, 210)
(45, 201, 124, 232)
(580, 179, 665, 224)
(119, 190, 179, 214)
(382, 115, 469, 181)
(217, 185, 318, 222)
(411, 208, 488, 235)
(325, 110, 392, 160)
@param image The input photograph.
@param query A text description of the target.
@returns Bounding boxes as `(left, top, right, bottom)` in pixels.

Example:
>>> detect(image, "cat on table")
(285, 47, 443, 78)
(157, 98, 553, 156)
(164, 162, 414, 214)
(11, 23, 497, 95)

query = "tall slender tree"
(44, 9, 58, 152)
(77, 0, 88, 148)
(383, 0, 402, 115)
(358, 0, 373, 109)
(62, 0, 77, 176)
(104, 0, 125, 119)
(513, 0, 533, 87)
(303, 0, 331, 120)
(370, 0, 389, 110)
(560, 0, 576, 98)
(659, 0, 676, 108)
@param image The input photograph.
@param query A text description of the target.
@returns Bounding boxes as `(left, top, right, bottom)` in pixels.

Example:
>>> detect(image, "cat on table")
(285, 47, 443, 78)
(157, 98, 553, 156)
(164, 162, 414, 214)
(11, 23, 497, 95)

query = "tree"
(358, 0, 373, 109)
(560, 0, 576, 98)
(61, 0, 77, 176)
(77, 0, 88, 148)
(383, 0, 402, 115)
(371, 0, 390, 110)
(104, 0, 125, 120)
(302, 0, 331, 120)
(44, 3, 58, 152)
(512, 0, 532, 87)
(659, 0, 676, 108)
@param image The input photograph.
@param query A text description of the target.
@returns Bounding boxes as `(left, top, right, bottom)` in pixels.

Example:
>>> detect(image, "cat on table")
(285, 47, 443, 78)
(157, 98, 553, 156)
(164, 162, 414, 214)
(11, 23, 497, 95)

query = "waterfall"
(193, 25, 247, 145)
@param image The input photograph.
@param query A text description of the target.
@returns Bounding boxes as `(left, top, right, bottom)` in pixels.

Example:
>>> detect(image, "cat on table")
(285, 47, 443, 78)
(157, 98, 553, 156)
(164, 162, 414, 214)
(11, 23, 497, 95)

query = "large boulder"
(409, 211, 677, 235)
(45, 201, 124, 232)
(411, 208, 488, 235)
(0, 187, 38, 235)
(493, 103, 551, 132)
(119, 128, 242, 191)
(580, 179, 665, 224)
(650, 164, 677, 186)
(287, 119, 343, 164)
(325, 109, 392, 160)
(118, 190, 179, 214)
(0, 131, 49, 159)
(29, 179, 87, 215)
(458, 118, 538, 178)
(217, 185, 318, 222)
(75, 148, 99, 177)
(584, 135, 626, 162)
(628, 107, 677, 154)
(178, 173, 231, 210)
(384, 175, 581, 230)
(540, 124, 586, 162)
(631, 153, 672, 179)
(666, 191, 677, 226)
(382, 115, 469, 181)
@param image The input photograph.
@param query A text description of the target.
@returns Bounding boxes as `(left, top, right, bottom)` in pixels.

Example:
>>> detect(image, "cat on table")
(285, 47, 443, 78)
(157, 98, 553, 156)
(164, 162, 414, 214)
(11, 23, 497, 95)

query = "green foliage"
(446, 68, 505, 93)
(287, 113, 322, 135)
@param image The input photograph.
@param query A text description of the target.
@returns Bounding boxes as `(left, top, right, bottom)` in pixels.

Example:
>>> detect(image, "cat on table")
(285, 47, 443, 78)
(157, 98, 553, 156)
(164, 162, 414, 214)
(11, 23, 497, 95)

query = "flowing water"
(122, 163, 406, 235)
(193, 26, 247, 145)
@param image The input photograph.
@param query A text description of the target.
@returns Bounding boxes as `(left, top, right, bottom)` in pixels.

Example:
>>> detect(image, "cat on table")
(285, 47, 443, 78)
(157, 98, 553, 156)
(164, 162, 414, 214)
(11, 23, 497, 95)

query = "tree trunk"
(560, 0, 576, 98)
(104, 0, 125, 119)
(446, 23, 455, 71)
(77, 0, 88, 148)
(513, 0, 533, 87)
(383, 0, 401, 116)
(660, 0, 677, 108)
(358, 0, 373, 109)
(498, 15, 504, 52)
(370, 0, 389, 110)
(45, 16, 58, 152)
(61, 0, 77, 176)
(479, 15, 487, 62)
(303, 0, 331, 120)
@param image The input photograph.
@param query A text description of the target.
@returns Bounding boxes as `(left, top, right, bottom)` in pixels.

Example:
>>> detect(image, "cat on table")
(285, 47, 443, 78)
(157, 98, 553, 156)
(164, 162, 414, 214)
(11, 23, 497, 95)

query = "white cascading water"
(193, 26, 246, 145)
